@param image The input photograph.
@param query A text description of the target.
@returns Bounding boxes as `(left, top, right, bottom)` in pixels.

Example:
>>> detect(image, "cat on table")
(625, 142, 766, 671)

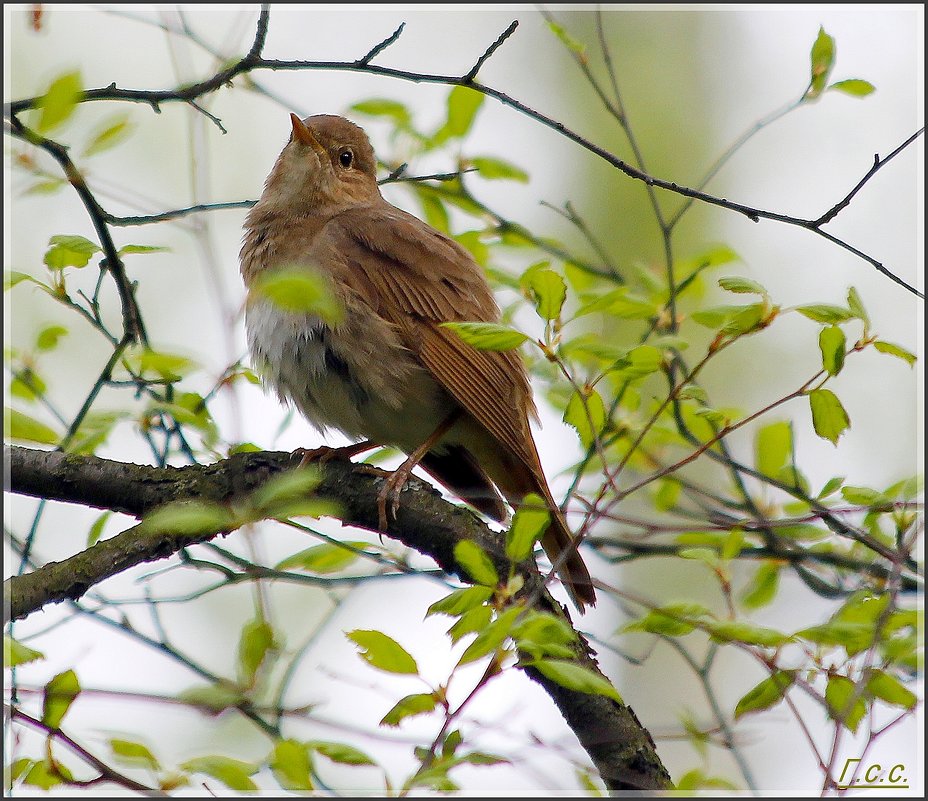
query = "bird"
(239, 113, 595, 611)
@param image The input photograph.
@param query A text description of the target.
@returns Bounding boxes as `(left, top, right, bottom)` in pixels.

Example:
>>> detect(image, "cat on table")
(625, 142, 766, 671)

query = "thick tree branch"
(4, 444, 673, 791)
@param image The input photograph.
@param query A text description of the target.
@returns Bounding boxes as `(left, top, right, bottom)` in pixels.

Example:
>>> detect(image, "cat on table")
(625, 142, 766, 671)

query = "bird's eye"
(338, 148, 353, 169)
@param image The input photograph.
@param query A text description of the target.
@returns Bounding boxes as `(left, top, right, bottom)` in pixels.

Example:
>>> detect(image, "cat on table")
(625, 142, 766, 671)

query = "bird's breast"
(244, 296, 454, 448)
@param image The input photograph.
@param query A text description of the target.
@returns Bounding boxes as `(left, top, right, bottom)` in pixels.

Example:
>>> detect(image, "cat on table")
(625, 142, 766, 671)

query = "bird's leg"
(296, 440, 378, 468)
(377, 411, 461, 531)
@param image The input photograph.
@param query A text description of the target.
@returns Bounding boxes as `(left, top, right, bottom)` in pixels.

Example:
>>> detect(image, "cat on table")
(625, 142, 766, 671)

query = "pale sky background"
(4, 4, 924, 796)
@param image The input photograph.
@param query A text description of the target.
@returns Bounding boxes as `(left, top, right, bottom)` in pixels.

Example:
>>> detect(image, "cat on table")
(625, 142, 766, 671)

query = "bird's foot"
(294, 440, 376, 468)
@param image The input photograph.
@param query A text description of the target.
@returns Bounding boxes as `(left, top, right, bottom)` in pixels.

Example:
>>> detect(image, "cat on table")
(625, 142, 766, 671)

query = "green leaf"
(468, 156, 528, 182)
(247, 468, 321, 516)
(809, 388, 850, 445)
(755, 420, 792, 479)
(824, 674, 866, 732)
(817, 475, 845, 499)
(530, 659, 622, 702)
(546, 20, 586, 55)
(807, 27, 835, 100)
(734, 670, 795, 718)
(575, 287, 655, 320)
(623, 603, 710, 637)
(308, 741, 376, 766)
(434, 86, 484, 143)
(110, 739, 160, 771)
(251, 268, 343, 323)
(525, 268, 566, 321)
(873, 340, 916, 367)
(346, 630, 418, 675)
(654, 479, 681, 512)
(511, 611, 577, 660)
(563, 388, 606, 449)
(795, 303, 854, 324)
(349, 98, 411, 126)
(828, 78, 875, 97)
(506, 493, 550, 562)
(269, 739, 313, 791)
(22, 759, 70, 790)
(840, 485, 884, 505)
(819, 325, 846, 376)
(83, 114, 133, 156)
(137, 348, 196, 380)
(4, 636, 44, 667)
(5, 270, 42, 290)
(453, 540, 499, 586)
(140, 500, 234, 536)
(427, 586, 494, 618)
(705, 620, 790, 648)
(5, 408, 59, 445)
(864, 669, 917, 709)
(36, 70, 83, 132)
(275, 541, 366, 574)
(720, 303, 766, 336)
(380, 692, 437, 726)
(118, 244, 170, 256)
(741, 562, 781, 609)
(42, 669, 80, 729)
(846, 286, 869, 329)
(446, 604, 493, 644)
(718, 276, 767, 296)
(458, 606, 522, 665)
(36, 324, 68, 351)
(180, 756, 258, 792)
(86, 510, 112, 546)
(177, 683, 245, 714)
(440, 321, 528, 351)
(43, 234, 100, 269)
(237, 618, 276, 685)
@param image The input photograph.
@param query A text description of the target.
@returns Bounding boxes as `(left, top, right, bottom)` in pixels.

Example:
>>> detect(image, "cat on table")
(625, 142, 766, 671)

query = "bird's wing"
(316, 203, 542, 473)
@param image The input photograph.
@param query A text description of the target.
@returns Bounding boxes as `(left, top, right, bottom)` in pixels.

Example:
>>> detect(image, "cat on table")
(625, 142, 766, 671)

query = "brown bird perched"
(240, 113, 595, 611)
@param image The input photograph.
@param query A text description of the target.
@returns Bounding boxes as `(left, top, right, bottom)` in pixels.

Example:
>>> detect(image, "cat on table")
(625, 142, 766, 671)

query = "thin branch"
(463, 20, 519, 83)
(357, 22, 405, 65)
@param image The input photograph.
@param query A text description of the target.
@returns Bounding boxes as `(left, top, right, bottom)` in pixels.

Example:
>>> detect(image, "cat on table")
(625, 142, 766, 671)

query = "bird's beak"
(290, 113, 325, 158)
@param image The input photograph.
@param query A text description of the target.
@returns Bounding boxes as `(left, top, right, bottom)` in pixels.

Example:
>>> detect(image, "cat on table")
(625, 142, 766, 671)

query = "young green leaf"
(828, 79, 876, 97)
(807, 27, 835, 99)
(433, 86, 484, 143)
(525, 268, 566, 321)
(846, 286, 869, 329)
(140, 500, 234, 536)
(794, 303, 854, 324)
(546, 20, 586, 55)
(530, 659, 622, 702)
(346, 630, 418, 675)
(864, 669, 917, 709)
(275, 541, 366, 574)
(741, 561, 781, 609)
(5, 408, 59, 445)
(237, 618, 277, 686)
(349, 98, 412, 127)
(704, 620, 790, 648)
(441, 321, 528, 351)
(718, 276, 767, 296)
(251, 268, 343, 323)
(380, 693, 437, 726)
(36, 325, 68, 351)
(506, 493, 550, 562)
(110, 739, 160, 771)
(468, 156, 529, 182)
(43, 234, 101, 269)
(83, 114, 134, 156)
(307, 741, 376, 766)
(809, 388, 850, 445)
(36, 70, 83, 132)
(755, 420, 792, 479)
(247, 467, 322, 516)
(269, 739, 313, 791)
(873, 341, 916, 367)
(563, 387, 606, 449)
(42, 669, 80, 729)
(819, 325, 846, 376)
(824, 674, 866, 733)
(458, 606, 522, 665)
(86, 510, 112, 546)
(180, 756, 259, 792)
(453, 539, 499, 586)
(734, 670, 795, 718)
(4, 635, 44, 667)
(426, 586, 494, 618)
